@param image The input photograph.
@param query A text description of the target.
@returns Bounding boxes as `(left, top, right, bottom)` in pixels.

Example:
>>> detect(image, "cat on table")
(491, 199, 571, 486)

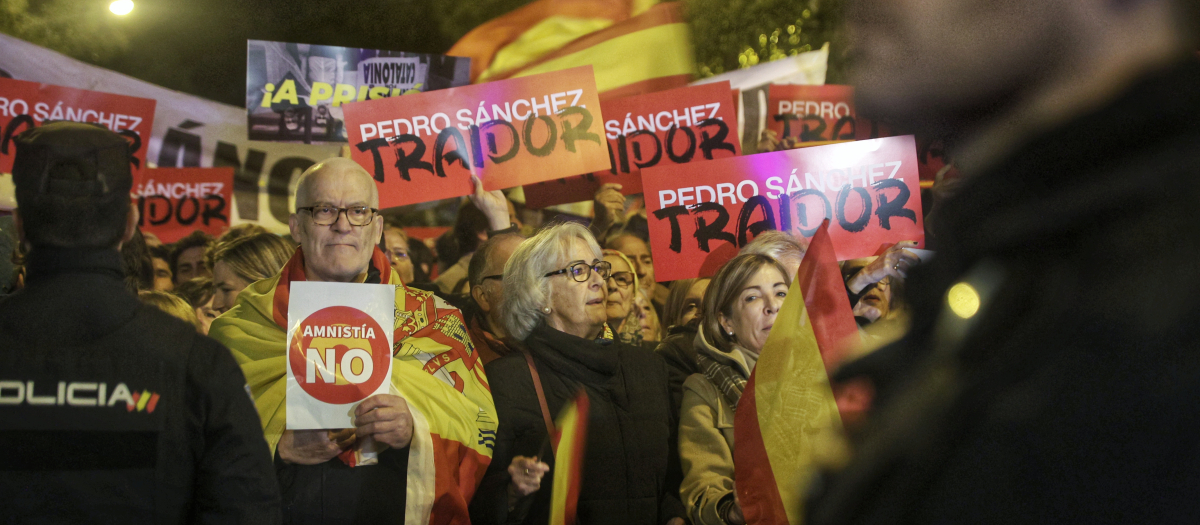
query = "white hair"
(501, 222, 603, 341)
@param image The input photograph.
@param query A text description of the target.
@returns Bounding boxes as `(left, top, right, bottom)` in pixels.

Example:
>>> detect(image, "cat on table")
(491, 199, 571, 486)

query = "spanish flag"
(210, 247, 497, 525)
(548, 390, 590, 525)
(733, 221, 856, 524)
(447, 0, 695, 100)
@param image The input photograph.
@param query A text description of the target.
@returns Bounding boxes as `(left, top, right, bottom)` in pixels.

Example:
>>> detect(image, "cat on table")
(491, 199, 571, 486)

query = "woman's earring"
(543, 307, 552, 314)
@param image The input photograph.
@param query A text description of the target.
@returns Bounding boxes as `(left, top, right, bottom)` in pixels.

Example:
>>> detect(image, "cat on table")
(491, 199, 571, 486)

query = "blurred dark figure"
(810, 0, 1200, 523)
(434, 229, 458, 273)
(0, 215, 18, 293)
(407, 237, 435, 285)
(0, 122, 280, 523)
(119, 228, 153, 293)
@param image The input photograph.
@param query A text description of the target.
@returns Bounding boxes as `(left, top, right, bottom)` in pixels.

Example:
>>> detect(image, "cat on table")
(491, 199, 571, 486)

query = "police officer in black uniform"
(0, 122, 280, 523)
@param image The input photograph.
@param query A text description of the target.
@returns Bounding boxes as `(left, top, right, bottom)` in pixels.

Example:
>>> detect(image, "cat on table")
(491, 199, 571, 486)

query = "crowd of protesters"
(3, 0, 1200, 523)
(0, 124, 923, 524)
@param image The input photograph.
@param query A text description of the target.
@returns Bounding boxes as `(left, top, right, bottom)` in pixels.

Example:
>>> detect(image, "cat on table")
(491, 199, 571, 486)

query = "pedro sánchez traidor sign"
(246, 40, 470, 143)
(342, 66, 610, 208)
(522, 81, 741, 208)
(287, 282, 395, 430)
(0, 77, 155, 181)
(643, 136, 925, 282)
(764, 84, 881, 145)
(134, 167, 233, 243)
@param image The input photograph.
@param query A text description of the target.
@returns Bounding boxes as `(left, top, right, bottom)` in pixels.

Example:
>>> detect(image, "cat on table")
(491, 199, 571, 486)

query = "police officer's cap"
(11, 121, 132, 203)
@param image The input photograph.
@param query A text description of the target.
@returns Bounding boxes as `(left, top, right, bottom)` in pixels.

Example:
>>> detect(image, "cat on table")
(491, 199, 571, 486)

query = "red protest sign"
(343, 66, 610, 208)
(764, 84, 884, 145)
(642, 136, 925, 282)
(522, 82, 741, 208)
(134, 167, 233, 243)
(764, 84, 956, 182)
(0, 77, 156, 179)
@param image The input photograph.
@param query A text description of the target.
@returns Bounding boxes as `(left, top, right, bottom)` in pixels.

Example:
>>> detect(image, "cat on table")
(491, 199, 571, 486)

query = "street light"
(109, 0, 133, 15)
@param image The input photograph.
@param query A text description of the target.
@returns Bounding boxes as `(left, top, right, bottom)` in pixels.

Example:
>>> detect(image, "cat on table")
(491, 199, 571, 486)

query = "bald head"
(288, 157, 384, 283)
(295, 158, 379, 209)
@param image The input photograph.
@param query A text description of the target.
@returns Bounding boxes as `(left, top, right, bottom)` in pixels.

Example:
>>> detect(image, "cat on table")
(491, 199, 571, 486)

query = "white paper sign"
(286, 281, 395, 429)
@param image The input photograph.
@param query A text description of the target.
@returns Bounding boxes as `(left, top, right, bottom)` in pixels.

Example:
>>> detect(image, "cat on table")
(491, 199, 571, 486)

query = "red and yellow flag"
(733, 221, 856, 524)
(548, 390, 591, 525)
(210, 247, 496, 525)
(448, 0, 694, 100)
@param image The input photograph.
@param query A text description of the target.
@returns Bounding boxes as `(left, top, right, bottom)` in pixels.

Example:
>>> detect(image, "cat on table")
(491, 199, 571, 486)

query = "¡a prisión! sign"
(642, 136, 926, 282)
(286, 282, 395, 429)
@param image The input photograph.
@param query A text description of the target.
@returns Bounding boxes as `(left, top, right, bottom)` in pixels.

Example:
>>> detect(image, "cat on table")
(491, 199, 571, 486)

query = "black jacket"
(0, 247, 280, 523)
(654, 323, 701, 415)
(810, 59, 1200, 524)
(471, 323, 686, 525)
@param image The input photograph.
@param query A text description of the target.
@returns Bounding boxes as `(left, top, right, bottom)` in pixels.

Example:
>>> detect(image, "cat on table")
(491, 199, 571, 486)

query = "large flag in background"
(548, 391, 591, 525)
(734, 221, 856, 524)
(448, 0, 695, 100)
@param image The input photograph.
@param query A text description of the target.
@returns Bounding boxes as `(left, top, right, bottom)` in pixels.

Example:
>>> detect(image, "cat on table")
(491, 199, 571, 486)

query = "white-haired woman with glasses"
(469, 222, 686, 525)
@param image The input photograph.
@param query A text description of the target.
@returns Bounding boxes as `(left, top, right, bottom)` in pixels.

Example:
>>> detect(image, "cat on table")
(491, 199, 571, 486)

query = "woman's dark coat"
(470, 323, 686, 525)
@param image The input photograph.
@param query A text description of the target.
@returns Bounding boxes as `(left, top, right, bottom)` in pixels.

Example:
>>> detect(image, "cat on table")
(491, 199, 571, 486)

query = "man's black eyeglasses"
(297, 205, 379, 226)
(544, 260, 611, 282)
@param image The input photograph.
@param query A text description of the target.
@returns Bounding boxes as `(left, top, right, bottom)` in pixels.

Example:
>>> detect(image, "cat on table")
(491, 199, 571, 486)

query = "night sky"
(92, 0, 521, 107)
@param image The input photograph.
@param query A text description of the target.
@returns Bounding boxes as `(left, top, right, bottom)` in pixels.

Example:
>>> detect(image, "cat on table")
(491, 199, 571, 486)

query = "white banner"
(0, 33, 341, 230)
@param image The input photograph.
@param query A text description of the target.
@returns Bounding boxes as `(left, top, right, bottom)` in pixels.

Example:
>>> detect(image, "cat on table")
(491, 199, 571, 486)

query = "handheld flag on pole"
(549, 390, 591, 525)
(733, 221, 856, 524)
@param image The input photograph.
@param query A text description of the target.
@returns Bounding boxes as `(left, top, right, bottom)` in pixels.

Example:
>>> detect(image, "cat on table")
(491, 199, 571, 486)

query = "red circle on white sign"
(288, 306, 391, 405)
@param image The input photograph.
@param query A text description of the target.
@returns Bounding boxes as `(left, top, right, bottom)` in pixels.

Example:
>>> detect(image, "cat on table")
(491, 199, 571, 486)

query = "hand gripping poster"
(286, 282, 395, 431)
(246, 40, 470, 144)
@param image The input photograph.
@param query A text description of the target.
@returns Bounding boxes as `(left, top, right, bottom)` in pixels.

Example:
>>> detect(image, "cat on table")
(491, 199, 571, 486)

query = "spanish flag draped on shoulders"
(210, 245, 496, 525)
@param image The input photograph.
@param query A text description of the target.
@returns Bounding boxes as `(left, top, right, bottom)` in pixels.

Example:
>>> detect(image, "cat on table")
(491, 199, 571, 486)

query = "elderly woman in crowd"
(471, 222, 686, 525)
(207, 232, 295, 313)
(602, 248, 643, 345)
(678, 253, 790, 525)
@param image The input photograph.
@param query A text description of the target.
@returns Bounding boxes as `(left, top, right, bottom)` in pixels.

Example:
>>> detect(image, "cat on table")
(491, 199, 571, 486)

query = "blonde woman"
(208, 232, 295, 313)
